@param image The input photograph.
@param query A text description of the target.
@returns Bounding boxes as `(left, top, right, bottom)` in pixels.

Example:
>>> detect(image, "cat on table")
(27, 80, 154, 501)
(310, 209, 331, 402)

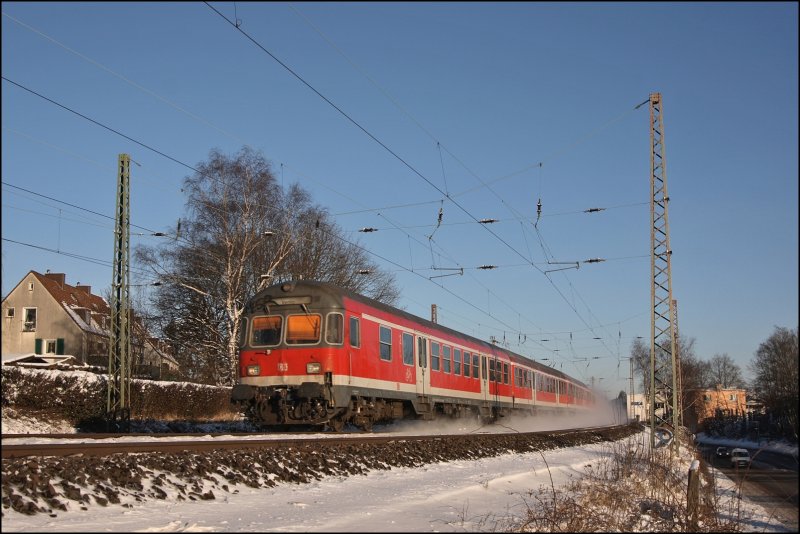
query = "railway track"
(1, 425, 631, 459)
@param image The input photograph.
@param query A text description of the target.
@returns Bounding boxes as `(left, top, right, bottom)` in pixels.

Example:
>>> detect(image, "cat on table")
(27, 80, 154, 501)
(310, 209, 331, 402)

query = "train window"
(463, 352, 470, 377)
(402, 332, 414, 366)
(349, 316, 360, 348)
(251, 316, 282, 347)
(379, 325, 392, 361)
(481, 356, 487, 380)
(442, 346, 451, 373)
(473, 355, 480, 378)
(286, 314, 322, 345)
(417, 336, 427, 368)
(503, 363, 509, 384)
(325, 313, 344, 344)
(237, 317, 248, 348)
(453, 348, 461, 375)
(489, 359, 495, 381)
(431, 342, 440, 371)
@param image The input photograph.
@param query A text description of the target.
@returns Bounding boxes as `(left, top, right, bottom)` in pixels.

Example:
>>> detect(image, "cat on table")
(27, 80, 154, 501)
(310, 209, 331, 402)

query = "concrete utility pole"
(107, 153, 132, 431)
(648, 93, 680, 453)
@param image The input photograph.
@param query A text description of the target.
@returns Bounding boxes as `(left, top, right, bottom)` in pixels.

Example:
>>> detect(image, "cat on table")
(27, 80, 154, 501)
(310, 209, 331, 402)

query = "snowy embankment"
(1, 414, 794, 532)
(2, 365, 795, 532)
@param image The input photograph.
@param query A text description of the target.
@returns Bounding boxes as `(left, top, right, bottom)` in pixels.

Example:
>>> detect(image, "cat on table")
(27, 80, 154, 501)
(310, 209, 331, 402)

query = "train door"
(347, 315, 361, 384)
(415, 334, 430, 397)
(481, 354, 489, 403)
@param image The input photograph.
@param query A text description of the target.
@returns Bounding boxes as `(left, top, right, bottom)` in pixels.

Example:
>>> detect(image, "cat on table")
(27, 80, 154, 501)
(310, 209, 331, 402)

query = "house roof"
(31, 271, 110, 315)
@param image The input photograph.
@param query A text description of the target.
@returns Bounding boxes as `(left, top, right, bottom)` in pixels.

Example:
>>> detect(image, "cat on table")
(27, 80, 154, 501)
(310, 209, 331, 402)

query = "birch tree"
(136, 147, 398, 385)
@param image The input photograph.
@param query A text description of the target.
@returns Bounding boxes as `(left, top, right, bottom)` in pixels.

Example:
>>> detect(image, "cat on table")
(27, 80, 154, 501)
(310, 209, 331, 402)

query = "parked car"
(730, 448, 751, 468)
(715, 446, 730, 458)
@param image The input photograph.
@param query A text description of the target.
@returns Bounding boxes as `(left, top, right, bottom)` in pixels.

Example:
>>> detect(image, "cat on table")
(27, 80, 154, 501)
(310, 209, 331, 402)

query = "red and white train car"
(231, 281, 595, 431)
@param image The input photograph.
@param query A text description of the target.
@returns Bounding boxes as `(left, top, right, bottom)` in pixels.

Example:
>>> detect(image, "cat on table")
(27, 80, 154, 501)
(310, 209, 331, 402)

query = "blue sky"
(2, 2, 797, 397)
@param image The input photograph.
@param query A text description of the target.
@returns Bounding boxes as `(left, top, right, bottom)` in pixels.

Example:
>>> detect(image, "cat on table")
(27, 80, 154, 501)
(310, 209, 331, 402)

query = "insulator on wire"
(479, 218, 498, 224)
(359, 227, 378, 233)
(477, 265, 497, 270)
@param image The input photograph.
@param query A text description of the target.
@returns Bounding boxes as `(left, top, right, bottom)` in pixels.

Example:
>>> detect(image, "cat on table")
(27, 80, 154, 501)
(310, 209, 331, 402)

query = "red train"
(231, 281, 595, 431)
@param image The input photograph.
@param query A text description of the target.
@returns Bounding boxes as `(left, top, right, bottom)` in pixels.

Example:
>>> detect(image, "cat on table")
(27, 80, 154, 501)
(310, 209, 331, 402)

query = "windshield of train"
(286, 314, 322, 345)
(251, 316, 282, 347)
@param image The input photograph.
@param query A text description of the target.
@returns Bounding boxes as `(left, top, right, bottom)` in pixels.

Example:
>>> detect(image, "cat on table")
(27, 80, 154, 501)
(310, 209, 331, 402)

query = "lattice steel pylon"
(107, 153, 132, 431)
(648, 93, 679, 451)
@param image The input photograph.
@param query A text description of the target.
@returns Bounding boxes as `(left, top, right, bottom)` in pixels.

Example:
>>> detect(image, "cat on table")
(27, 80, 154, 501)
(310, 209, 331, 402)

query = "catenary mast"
(648, 93, 679, 451)
(107, 153, 132, 431)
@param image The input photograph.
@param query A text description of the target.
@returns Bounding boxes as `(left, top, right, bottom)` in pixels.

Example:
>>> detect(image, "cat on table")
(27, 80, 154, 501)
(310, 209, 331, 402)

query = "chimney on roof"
(44, 272, 66, 289)
(75, 283, 92, 295)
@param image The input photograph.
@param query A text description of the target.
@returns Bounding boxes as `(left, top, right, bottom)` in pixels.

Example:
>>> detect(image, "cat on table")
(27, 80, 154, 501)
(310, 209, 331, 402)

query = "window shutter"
(56, 338, 65, 355)
(35, 338, 42, 355)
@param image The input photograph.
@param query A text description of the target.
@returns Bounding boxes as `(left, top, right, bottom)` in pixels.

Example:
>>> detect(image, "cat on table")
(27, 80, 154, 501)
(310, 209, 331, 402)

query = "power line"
(204, 3, 637, 363)
(2, 77, 204, 178)
(2, 181, 160, 234)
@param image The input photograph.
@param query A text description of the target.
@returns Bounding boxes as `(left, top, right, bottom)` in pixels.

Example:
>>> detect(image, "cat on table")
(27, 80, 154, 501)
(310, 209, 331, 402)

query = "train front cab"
(231, 286, 352, 429)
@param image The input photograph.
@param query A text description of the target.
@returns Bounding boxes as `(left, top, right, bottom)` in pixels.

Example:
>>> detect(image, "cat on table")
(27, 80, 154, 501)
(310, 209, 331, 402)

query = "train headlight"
(246, 365, 261, 376)
(306, 362, 322, 374)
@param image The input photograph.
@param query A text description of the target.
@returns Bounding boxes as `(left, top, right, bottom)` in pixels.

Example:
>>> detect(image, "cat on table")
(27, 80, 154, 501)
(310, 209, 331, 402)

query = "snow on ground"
(2, 421, 795, 532)
(2, 434, 781, 533)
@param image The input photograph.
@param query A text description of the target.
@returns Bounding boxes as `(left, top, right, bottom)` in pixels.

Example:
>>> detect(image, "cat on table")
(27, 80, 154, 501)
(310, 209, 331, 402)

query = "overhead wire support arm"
(429, 267, 463, 279)
(544, 262, 579, 274)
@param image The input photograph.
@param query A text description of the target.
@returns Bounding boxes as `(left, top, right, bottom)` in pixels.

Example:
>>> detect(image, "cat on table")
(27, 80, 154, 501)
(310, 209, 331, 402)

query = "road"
(700, 444, 798, 531)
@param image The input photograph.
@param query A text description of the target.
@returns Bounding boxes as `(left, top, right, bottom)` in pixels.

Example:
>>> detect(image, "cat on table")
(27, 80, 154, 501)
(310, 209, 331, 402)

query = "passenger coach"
(231, 281, 594, 431)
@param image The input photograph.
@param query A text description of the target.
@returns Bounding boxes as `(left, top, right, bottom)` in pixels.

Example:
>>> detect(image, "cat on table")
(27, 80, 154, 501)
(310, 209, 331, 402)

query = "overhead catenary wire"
(3, 10, 647, 373)
(203, 5, 645, 362)
(278, 3, 652, 360)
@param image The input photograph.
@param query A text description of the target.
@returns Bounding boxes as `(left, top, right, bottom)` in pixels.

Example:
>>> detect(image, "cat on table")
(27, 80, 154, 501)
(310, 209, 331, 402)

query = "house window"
(729, 394, 737, 401)
(45, 339, 57, 354)
(5, 307, 14, 318)
(23, 308, 37, 332)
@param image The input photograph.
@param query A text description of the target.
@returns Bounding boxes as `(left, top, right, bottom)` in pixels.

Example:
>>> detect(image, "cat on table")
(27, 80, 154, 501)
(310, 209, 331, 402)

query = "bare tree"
(749, 326, 798, 439)
(136, 147, 399, 385)
(631, 334, 714, 426)
(707, 353, 745, 388)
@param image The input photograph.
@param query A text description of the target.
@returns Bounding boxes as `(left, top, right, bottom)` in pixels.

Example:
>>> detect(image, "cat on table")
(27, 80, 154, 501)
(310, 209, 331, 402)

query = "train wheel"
(355, 416, 373, 432)
(327, 416, 345, 433)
